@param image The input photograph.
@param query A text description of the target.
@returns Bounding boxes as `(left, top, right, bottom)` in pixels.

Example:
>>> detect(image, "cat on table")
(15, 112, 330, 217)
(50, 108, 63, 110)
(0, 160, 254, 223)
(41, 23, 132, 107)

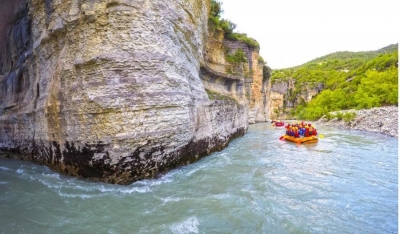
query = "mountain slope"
(306, 44, 398, 65)
(270, 44, 398, 120)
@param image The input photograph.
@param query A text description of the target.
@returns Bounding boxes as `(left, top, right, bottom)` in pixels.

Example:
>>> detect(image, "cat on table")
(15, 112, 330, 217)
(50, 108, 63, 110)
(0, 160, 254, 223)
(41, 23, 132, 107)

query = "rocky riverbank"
(317, 106, 398, 137)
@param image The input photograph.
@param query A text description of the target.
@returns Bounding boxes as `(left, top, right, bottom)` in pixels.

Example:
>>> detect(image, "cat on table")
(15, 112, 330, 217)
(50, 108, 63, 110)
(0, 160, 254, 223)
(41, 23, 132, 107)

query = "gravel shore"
(317, 106, 398, 138)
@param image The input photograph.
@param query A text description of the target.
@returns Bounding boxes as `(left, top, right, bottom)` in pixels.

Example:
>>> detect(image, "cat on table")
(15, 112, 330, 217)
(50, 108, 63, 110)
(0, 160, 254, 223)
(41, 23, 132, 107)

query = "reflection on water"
(0, 123, 397, 233)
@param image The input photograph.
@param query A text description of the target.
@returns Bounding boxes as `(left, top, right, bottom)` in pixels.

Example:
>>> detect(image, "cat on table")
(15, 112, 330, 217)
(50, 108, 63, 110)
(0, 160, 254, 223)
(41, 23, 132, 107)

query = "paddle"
(279, 136, 285, 141)
(319, 134, 325, 138)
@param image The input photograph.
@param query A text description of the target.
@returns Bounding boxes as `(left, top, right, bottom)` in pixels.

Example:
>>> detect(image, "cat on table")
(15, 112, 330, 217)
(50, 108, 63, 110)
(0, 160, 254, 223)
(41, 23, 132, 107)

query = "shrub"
(208, 16, 220, 28)
(226, 48, 247, 64)
(343, 112, 356, 122)
(325, 112, 334, 120)
(263, 65, 272, 82)
(208, 0, 222, 29)
(335, 112, 344, 120)
(220, 19, 236, 35)
(226, 33, 260, 49)
(325, 112, 356, 122)
(258, 56, 265, 64)
(210, 0, 222, 17)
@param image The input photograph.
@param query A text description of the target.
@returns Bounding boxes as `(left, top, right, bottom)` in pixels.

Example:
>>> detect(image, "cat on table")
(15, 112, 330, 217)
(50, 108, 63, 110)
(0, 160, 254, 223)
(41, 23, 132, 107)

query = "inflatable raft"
(282, 135, 318, 144)
(273, 122, 285, 127)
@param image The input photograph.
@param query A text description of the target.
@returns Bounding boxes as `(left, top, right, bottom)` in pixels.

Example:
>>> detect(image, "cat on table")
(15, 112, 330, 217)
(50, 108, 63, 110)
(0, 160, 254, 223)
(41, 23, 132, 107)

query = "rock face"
(317, 106, 398, 138)
(0, 0, 255, 184)
(202, 27, 269, 123)
(266, 79, 324, 119)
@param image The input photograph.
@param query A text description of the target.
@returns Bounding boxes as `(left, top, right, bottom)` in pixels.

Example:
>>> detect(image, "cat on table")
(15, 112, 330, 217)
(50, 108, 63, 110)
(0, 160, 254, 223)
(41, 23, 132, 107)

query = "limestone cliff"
(0, 0, 267, 184)
(202, 27, 269, 123)
(266, 78, 324, 119)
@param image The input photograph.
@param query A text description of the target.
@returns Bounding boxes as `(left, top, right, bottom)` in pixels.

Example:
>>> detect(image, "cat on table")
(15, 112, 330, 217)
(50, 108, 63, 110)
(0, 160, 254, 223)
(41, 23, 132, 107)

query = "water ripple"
(0, 123, 397, 233)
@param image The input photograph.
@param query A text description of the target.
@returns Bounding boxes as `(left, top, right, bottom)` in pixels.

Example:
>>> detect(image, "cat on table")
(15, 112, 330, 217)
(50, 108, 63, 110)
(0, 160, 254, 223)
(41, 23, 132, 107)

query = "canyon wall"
(202, 27, 269, 123)
(266, 79, 323, 119)
(0, 0, 256, 184)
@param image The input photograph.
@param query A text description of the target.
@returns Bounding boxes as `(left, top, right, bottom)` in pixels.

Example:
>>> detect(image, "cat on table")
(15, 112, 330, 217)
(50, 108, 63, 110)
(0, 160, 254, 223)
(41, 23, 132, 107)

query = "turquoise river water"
(0, 123, 398, 233)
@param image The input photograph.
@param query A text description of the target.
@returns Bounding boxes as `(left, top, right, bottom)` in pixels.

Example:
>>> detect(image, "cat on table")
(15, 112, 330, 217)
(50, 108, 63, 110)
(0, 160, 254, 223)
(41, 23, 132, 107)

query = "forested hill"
(271, 44, 398, 120)
(306, 44, 398, 65)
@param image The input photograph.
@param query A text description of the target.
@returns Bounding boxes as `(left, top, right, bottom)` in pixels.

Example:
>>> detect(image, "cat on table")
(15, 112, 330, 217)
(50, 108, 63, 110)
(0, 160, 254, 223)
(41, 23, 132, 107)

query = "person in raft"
(294, 127, 300, 138)
(307, 124, 317, 136)
(286, 125, 294, 136)
(285, 123, 317, 138)
(312, 126, 317, 136)
(305, 125, 310, 137)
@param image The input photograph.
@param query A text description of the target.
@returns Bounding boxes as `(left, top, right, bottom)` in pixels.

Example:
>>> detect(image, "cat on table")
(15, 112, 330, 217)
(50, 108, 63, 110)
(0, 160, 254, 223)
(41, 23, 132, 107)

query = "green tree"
(210, 0, 222, 17)
(274, 47, 398, 120)
(220, 19, 236, 35)
(354, 66, 398, 108)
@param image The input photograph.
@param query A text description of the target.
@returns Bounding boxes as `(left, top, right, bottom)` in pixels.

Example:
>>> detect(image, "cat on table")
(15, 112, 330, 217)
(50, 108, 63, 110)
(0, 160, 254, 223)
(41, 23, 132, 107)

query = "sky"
(219, 0, 400, 69)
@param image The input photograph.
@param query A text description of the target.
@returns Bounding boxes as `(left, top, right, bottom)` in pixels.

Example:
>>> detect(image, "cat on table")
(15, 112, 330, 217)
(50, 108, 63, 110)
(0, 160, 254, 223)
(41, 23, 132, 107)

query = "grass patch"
(226, 33, 260, 49)
(206, 89, 235, 101)
(342, 112, 357, 122)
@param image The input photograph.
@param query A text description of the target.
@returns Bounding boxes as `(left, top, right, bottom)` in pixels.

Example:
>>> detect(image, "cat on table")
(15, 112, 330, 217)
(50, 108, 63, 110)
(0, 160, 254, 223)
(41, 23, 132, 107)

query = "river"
(0, 123, 398, 233)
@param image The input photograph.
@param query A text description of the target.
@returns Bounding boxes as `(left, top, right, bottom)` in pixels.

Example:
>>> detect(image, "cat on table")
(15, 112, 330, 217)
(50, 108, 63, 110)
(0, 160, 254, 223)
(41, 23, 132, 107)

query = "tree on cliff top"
(209, 0, 259, 49)
(210, 0, 222, 17)
(209, 0, 223, 27)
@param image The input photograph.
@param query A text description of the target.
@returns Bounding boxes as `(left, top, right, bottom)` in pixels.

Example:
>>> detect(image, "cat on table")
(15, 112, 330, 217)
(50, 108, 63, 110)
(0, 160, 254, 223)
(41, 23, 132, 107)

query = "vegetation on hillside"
(209, 0, 259, 49)
(307, 44, 398, 65)
(272, 44, 398, 120)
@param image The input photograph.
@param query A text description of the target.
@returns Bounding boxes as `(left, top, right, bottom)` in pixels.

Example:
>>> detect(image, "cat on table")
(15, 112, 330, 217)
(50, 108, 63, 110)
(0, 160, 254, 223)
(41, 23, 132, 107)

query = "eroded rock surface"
(0, 0, 254, 184)
(266, 78, 324, 119)
(203, 27, 269, 123)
